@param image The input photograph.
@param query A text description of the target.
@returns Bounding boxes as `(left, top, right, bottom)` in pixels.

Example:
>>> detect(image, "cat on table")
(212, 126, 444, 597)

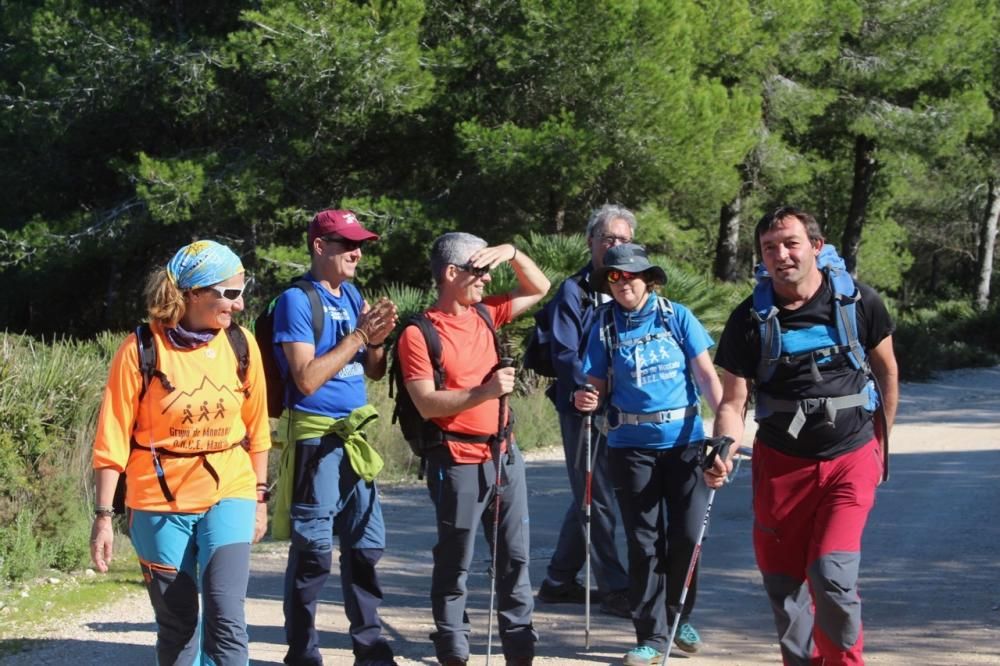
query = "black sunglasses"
(321, 235, 365, 252)
(457, 263, 490, 278)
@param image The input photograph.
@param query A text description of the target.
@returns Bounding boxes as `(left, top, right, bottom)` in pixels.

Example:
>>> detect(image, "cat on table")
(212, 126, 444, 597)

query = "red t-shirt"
(397, 296, 513, 463)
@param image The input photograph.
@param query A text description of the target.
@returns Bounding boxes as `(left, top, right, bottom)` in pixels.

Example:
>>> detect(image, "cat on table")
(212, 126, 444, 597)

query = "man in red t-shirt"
(397, 232, 550, 666)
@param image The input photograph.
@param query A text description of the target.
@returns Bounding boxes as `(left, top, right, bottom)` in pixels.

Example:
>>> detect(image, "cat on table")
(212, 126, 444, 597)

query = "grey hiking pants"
(424, 443, 537, 662)
(546, 410, 629, 595)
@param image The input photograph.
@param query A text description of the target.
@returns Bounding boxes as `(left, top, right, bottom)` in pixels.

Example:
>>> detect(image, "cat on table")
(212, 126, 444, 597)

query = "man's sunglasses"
(606, 269, 643, 284)
(321, 235, 365, 252)
(204, 277, 253, 301)
(457, 263, 490, 278)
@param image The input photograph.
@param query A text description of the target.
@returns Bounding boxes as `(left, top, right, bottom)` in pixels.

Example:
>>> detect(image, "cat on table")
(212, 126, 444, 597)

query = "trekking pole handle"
(499, 357, 515, 370)
(701, 435, 735, 472)
(581, 383, 596, 393)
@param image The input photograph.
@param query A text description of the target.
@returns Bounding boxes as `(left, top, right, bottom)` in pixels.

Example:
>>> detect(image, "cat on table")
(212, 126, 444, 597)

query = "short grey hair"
(430, 232, 487, 285)
(586, 204, 637, 239)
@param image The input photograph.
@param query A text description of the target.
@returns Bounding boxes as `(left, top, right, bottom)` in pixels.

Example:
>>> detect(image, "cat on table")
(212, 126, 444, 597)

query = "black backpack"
(522, 271, 591, 377)
(389, 303, 500, 463)
(113, 322, 250, 513)
(252, 279, 325, 418)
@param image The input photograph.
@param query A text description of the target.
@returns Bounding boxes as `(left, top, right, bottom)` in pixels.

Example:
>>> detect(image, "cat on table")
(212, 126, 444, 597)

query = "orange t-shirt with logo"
(398, 295, 513, 463)
(92, 322, 271, 513)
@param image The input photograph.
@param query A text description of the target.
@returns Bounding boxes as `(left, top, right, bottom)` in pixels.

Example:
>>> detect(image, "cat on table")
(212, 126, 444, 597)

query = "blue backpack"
(751, 244, 889, 480)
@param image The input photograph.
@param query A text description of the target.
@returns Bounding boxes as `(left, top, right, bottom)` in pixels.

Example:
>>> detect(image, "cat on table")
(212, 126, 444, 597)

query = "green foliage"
(893, 300, 1000, 380)
(134, 153, 209, 226)
(651, 254, 750, 340)
(0, 333, 112, 581)
(856, 217, 914, 292)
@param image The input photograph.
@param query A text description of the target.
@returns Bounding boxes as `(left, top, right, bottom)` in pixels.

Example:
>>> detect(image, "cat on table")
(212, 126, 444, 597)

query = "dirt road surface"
(3, 367, 999, 665)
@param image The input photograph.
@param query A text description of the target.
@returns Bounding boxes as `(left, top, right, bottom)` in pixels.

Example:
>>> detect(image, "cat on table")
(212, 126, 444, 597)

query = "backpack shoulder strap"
(572, 270, 594, 309)
(817, 245, 866, 371)
(656, 297, 684, 348)
(595, 302, 616, 396)
(135, 323, 157, 402)
(391, 313, 446, 392)
(292, 279, 325, 343)
(471, 302, 501, 356)
(750, 267, 782, 385)
(224, 323, 251, 396)
(413, 313, 446, 389)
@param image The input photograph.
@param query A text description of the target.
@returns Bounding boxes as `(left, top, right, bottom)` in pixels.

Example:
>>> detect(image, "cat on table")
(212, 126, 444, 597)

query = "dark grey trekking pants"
(610, 443, 709, 652)
(424, 443, 537, 662)
(546, 411, 629, 595)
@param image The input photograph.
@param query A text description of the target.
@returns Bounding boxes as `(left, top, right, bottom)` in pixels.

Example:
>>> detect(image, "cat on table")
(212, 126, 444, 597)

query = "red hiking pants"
(752, 438, 882, 666)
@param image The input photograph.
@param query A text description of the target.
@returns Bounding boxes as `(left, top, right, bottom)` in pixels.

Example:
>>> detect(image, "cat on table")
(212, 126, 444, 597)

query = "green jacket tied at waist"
(271, 405, 383, 540)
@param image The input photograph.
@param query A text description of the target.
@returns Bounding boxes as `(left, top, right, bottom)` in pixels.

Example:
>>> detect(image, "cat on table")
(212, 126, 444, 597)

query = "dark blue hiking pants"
(282, 433, 391, 665)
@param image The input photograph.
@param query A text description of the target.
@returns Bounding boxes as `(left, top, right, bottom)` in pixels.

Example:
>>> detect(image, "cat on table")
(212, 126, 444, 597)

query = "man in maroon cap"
(273, 209, 400, 665)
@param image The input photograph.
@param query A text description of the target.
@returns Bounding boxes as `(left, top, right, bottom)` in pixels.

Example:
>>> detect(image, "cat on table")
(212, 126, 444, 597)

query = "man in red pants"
(706, 206, 898, 665)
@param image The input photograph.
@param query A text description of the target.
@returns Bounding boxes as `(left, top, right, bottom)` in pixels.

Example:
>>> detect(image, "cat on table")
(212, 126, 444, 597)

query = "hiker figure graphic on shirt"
(153, 374, 243, 451)
(624, 335, 683, 385)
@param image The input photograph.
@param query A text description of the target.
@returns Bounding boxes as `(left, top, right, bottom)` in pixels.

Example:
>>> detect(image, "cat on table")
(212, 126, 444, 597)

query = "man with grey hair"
(536, 204, 634, 617)
(397, 232, 550, 666)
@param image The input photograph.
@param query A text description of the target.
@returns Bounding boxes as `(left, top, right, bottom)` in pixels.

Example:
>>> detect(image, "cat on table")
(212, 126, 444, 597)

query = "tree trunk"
(549, 190, 565, 233)
(841, 134, 877, 275)
(714, 195, 742, 281)
(975, 177, 1000, 311)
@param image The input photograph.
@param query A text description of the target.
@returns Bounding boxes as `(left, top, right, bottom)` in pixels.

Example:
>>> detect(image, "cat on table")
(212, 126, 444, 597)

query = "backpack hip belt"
(606, 405, 698, 430)
(130, 437, 250, 503)
(756, 389, 871, 438)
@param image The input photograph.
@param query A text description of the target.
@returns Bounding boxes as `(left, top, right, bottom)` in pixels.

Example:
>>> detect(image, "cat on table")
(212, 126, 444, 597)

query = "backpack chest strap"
(609, 329, 674, 351)
(756, 390, 871, 438)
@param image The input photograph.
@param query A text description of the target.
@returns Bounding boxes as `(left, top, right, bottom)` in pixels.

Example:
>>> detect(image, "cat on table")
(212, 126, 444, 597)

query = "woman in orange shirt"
(90, 240, 270, 665)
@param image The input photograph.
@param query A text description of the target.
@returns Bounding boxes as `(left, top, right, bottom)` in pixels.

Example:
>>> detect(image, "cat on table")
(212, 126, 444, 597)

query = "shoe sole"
(623, 653, 663, 666)
(599, 605, 630, 619)
(672, 640, 700, 654)
(536, 593, 586, 604)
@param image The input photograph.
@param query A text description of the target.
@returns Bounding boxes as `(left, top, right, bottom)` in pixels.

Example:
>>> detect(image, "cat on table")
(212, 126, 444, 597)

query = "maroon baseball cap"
(307, 209, 380, 244)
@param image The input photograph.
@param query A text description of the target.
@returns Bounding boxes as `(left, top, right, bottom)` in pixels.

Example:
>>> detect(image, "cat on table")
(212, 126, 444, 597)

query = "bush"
(893, 301, 1000, 381)
(0, 333, 111, 581)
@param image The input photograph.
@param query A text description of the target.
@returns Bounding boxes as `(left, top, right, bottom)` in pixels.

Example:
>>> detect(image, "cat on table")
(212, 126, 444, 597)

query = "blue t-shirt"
(583, 296, 713, 449)
(272, 276, 367, 418)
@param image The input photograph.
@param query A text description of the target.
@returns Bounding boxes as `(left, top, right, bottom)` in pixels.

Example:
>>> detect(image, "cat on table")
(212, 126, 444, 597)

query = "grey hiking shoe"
(599, 589, 631, 618)
(537, 578, 586, 603)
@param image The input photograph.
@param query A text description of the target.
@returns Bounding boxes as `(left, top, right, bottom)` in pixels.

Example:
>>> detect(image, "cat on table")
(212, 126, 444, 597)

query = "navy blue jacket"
(546, 262, 602, 413)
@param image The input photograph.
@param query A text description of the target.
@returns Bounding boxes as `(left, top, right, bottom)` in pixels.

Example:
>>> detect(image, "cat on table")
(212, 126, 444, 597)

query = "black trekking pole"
(662, 435, 734, 666)
(486, 357, 515, 666)
(579, 383, 597, 650)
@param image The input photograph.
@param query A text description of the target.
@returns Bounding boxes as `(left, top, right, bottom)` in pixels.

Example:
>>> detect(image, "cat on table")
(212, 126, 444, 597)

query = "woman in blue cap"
(90, 240, 271, 665)
(573, 243, 722, 666)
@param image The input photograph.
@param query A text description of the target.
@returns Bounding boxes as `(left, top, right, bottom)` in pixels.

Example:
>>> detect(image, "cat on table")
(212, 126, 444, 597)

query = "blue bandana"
(166, 240, 243, 290)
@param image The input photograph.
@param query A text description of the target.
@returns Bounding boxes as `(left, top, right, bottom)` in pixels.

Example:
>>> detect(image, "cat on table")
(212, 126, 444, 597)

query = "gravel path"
(3, 367, 1000, 665)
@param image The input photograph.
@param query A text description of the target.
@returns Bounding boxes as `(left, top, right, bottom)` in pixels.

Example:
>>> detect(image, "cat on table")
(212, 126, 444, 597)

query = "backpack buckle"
(605, 406, 622, 431)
